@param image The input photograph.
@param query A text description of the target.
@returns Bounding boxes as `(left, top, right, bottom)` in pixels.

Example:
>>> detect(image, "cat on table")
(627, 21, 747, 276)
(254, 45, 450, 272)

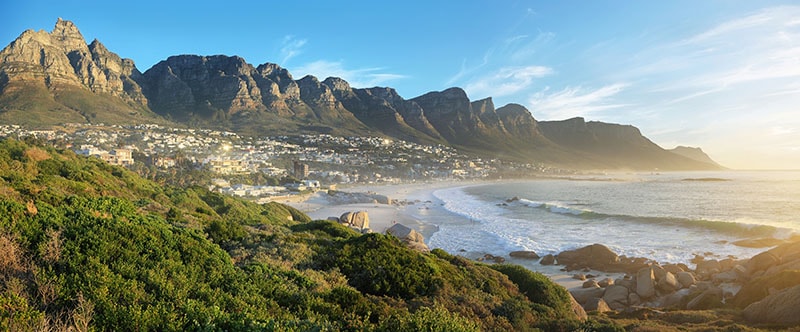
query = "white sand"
(285, 180, 469, 236)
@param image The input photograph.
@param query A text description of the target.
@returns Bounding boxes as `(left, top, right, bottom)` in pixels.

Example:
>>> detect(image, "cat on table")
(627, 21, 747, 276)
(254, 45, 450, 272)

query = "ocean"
(416, 171, 800, 271)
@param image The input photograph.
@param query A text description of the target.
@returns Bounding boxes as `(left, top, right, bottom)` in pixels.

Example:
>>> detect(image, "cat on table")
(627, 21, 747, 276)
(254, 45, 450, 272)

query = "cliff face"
(0, 18, 157, 125)
(0, 18, 147, 102)
(0, 19, 725, 170)
(141, 55, 265, 119)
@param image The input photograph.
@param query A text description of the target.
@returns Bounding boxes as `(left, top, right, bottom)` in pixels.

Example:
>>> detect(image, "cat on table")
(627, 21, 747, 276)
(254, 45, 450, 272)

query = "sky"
(3, 0, 800, 169)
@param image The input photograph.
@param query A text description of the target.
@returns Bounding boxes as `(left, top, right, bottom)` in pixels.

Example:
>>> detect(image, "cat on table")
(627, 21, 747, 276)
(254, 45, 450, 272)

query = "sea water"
(420, 171, 800, 268)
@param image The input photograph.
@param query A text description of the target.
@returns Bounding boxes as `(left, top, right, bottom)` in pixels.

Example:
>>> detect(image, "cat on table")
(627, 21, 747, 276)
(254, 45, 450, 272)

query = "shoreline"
(286, 179, 485, 239)
(284, 178, 607, 288)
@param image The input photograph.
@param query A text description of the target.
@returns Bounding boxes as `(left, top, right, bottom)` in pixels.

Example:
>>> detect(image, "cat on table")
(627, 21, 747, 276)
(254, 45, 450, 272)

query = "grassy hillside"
(0, 138, 599, 331)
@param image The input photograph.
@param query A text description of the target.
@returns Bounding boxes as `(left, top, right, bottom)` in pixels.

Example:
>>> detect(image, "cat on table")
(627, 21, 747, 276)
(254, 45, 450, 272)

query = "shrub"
(334, 233, 443, 299)
(492, 264, 575, 320)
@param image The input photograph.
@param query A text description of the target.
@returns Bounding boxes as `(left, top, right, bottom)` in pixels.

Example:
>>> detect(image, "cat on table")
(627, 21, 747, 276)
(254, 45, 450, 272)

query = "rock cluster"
(557, 242, 800, 326)
(325, 190, 392, 205)
(328, 211, 371, 234)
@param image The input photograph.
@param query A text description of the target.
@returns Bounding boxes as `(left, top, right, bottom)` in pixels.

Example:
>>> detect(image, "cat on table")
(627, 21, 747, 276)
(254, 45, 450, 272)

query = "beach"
(283, 179, 626, 289)
(285, 180, 470, 239)
(285, 172, 800, 291)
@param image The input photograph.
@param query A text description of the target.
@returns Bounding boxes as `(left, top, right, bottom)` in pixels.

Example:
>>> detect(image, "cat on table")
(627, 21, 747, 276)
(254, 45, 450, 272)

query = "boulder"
(719, 258, 736, 271)
(712, 270, 739, 283)
(614, 277, 635, 291)
(636, 267, 656, 298)
(583, 297, 612, 313)
(676, 271, 696, 288)
(509, 250, 540, 259)
(602, 285, 629, 310)
(662, 289, 690, 309)
(386, 223, 428, 252)
(766, 240, 800, 262)
(732, 270, 800, 308)
(652, 265, 667, 282)
(597, 278, 614, 288)
(746, 251, 780, 276)
(763, 257, 800, 278)
(662, 264, 685, 275)
(570, 287, 605, 305)
(628, 293, 641, 306)
(568, 294, 588, 321)
(656, 271, 680, 293)
(556, 244, 619, 271)
(539, 254, 556, 265)
(695, 259, 721, 277)
(743, 285, 800, 325)
(340, 211, 370, 230)
(582, 280, 599, 288)
(732, 264, 749, 281)
(686, 287, 723, 310)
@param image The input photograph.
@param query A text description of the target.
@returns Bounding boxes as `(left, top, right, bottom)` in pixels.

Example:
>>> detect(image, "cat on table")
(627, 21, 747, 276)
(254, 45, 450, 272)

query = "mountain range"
(0, 18, 722, 170)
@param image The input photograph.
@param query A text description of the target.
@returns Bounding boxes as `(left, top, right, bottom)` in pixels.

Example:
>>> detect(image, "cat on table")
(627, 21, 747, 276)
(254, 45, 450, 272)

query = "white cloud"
(280, 35, 307, 65)
(464, 65, 553, 98)
(291, 60, 407, 88)
(446, 31, 555, 88)
(528, 83, 630, 120)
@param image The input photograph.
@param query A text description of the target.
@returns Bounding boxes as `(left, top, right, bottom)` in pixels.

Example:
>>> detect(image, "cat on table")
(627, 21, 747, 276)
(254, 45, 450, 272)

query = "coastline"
(283, 179, 609, 288)
(284, 174, 800, 293)
(285, 180, 484, 239)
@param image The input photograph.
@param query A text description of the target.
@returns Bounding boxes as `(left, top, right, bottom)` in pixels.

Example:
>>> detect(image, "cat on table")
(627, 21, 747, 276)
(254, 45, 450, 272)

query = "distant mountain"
(538, 117, 721, 170)
(0, 19, 724, 170)
(669, 146, 725, 169)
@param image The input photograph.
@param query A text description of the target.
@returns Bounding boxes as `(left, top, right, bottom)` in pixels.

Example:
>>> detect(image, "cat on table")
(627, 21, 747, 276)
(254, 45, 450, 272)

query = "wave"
(514, 198, 785, 238)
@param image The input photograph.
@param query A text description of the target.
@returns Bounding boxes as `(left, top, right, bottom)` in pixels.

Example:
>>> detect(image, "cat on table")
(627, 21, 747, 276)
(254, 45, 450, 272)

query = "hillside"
(669, 146, 725, 169)
(0, 19, 724, 171)
(0, 138, 599, 331)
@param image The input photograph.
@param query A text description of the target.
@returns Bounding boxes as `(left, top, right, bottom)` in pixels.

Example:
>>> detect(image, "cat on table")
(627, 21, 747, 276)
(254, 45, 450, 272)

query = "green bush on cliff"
(331, 233, 444, 299)
(491, 264, 574, 319)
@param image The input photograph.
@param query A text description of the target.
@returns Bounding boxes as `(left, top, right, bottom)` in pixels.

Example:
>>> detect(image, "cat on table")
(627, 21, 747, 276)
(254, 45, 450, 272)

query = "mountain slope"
(539, 117, 721, 170)
(669, 146, 725, 169)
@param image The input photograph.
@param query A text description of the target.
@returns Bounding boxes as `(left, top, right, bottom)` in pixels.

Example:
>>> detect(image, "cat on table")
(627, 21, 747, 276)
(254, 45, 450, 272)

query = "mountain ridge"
(0, 18, 723, 170)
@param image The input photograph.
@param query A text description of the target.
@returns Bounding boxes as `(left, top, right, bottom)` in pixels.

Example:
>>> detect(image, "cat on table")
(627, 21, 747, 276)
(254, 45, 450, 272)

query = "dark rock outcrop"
(743, 285, 800, 325)
(556, 244, 619, 271)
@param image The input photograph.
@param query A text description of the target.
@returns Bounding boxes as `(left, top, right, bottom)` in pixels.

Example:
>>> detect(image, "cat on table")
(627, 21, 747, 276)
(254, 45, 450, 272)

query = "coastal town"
(0, 123, 567, 202)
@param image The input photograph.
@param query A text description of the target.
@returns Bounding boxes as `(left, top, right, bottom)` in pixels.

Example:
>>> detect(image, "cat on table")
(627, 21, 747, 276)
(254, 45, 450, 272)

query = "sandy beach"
(285, 180, 472, 238)
(283, 179, 610, 289)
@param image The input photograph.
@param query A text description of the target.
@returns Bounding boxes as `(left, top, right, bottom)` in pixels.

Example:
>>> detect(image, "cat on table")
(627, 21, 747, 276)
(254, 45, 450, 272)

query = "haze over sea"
(416, 171, 800, 269)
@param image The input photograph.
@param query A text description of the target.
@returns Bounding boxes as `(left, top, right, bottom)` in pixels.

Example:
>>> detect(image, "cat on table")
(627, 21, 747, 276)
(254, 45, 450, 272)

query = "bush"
(492, 264, 575, 320)
(334, 233, 443, 299)
(380, 306, 480, 332)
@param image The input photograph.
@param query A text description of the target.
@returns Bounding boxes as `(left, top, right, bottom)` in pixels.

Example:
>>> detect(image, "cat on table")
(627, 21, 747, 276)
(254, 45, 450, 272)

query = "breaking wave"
(514, 198, 783, 238)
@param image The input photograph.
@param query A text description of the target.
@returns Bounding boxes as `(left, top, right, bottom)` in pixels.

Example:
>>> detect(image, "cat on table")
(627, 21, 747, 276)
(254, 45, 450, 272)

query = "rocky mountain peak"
(51, 18, 89, 53)
(496, 103, 530, 118)
(322, 77, 352, 92)
(256, 62, 292, 79)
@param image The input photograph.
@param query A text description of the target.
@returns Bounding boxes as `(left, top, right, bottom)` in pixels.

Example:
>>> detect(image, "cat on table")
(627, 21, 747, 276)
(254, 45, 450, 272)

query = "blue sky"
(3, 1, 800, 169)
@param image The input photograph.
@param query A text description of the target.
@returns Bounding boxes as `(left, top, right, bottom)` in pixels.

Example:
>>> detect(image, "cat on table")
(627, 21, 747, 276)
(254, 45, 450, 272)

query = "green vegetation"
(0, 138, 585, 331)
